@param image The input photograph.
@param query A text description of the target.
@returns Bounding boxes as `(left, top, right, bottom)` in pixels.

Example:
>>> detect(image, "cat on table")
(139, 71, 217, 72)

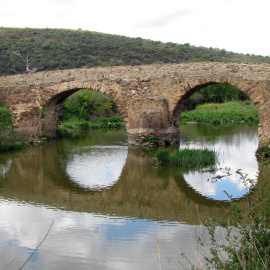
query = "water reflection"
(0, 125, 261, 270)
(180, 123, 258, 200)
(0, 156, 12, 178)
(64, 145, 128, 190)
(0, 198, 199, 270)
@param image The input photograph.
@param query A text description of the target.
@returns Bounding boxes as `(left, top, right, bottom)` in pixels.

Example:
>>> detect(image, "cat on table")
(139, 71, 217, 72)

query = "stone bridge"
(0, 62, 269, 145)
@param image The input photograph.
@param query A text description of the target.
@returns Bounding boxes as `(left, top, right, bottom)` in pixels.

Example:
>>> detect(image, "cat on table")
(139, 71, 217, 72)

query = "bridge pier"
(127, 126, 179, 146)
(126, 98, 179, 145)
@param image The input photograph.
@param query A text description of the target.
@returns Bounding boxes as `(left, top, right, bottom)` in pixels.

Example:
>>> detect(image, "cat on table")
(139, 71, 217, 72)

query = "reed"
(156, 148, 216, 167)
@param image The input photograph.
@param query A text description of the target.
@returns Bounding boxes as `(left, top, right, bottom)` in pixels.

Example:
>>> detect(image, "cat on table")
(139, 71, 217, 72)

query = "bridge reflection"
(1, 138, 260, 224)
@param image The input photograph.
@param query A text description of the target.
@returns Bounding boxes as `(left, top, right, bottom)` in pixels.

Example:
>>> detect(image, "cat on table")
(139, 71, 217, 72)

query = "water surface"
(0, 124, 259, 269)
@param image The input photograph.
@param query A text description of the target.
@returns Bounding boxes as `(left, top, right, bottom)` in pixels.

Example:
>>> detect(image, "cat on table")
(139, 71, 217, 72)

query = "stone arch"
(0, 63, 268, 145)
(41, 86, 128, 137)
(171, 77, 265, 144)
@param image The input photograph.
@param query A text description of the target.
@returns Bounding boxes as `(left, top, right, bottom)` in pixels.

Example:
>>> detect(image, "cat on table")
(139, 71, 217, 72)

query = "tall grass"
(156, 148, 217, 167)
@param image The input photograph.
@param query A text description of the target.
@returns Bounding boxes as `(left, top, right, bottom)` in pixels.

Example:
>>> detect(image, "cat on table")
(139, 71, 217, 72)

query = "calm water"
(0, 123, 259, 269)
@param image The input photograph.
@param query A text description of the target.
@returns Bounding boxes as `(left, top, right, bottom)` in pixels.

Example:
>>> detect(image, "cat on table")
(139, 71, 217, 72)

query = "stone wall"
(0, 62, 269, 145)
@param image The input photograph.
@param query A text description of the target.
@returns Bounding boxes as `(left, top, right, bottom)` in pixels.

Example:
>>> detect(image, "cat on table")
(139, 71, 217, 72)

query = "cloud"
(137, 9, 192, 28)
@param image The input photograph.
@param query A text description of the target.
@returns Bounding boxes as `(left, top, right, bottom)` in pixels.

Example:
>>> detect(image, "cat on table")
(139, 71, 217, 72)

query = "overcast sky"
(1, 0, 269, 56)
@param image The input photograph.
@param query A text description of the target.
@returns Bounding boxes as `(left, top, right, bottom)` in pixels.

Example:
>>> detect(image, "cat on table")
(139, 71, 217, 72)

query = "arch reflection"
(64, 145, 128, 190)
(179, 123, 258, 200)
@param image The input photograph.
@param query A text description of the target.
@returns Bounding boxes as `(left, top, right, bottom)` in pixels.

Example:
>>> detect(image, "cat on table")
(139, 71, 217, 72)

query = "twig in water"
(157, 240, 162, 270)
(19, 219, 54, 270)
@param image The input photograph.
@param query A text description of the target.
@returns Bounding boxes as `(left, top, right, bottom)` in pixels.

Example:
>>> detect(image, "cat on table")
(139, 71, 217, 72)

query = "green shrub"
(145, 135, 158, 145)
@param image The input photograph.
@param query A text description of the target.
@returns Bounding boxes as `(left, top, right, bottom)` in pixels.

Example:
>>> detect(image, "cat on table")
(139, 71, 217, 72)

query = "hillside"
(0, 27, 269, 76)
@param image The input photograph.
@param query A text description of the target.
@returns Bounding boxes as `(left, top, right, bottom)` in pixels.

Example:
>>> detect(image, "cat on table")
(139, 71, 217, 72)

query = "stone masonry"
(0, 62, 269, 146)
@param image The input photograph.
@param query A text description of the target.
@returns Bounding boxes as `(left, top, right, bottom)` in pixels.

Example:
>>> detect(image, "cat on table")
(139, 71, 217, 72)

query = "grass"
(0, 102, 27, 152)
(180, 101, 259, 125)
(57, 116, 125, 137)
(156, 148, 217, 167)
(0, 130, 27, 152)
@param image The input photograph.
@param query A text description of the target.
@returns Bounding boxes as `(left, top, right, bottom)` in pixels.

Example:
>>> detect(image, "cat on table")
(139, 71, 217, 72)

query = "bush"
(145, 134, 158, 145)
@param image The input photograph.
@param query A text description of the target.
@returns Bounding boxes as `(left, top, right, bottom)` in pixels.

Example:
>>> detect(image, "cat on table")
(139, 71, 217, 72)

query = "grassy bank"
(57, 116, 125, 138)
(180, 101, 259, 125)
(156, 148, 217, 167)
(0, 132, 26, 152)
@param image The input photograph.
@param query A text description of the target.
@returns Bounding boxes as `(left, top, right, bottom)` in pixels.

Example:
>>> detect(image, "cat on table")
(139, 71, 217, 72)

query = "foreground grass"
(156, 148, 217, 167)
(193, 172, 270, 270)
(180, 101, 259, 125)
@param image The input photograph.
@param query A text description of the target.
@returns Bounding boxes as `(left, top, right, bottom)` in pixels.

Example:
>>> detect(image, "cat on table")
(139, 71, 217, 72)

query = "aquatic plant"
(156, 148, 216, 167)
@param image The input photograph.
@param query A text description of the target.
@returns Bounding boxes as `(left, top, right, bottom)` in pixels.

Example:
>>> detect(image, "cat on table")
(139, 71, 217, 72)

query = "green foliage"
(145, 134, 158, 145)
(188, 57, 209, 62)
(184, 83, 250, 110)
(256, 145, 270, 160)
(196, 173, 270, 269)
(88, 116, 125, 129)
(0, 101, 12, 131)
(180, 101, 259, 125)
(200, 83, 249, 103)
(0, 27, 269, 76)
(0, 100, 26, 152)
(0, 138, 26, 152)
(57, 116, 125, 137)
(58, 89, 118, 123)
(57, 89, 124, 136)
(156, 148, 216, 167)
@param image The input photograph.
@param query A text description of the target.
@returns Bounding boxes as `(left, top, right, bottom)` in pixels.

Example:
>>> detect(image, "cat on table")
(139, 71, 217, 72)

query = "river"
(0, 123, 259, 269)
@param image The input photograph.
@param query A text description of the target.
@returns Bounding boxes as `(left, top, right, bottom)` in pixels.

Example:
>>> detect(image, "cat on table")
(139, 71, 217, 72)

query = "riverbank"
(0, 131, 27, 152)
(0, 103, 27, 152)
(180, 101, 259, 125)
(57, 116, 125, 138)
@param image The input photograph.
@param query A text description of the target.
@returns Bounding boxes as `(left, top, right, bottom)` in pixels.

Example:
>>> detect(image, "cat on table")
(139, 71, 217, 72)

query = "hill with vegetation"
(0, 27, 269, 76)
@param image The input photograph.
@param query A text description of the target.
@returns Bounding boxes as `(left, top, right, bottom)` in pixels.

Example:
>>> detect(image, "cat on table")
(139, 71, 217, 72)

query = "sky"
(1, 0, 269, 56)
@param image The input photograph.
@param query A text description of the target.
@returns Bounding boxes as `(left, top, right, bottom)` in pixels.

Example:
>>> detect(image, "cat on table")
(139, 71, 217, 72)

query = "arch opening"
(173, 82, 259, 128)
(41, 88, 126, 138)
(172, 83, 259, 200)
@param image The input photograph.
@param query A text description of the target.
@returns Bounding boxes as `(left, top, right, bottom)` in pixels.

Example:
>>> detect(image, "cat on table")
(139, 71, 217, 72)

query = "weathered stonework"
(0, 62, 269, 146)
